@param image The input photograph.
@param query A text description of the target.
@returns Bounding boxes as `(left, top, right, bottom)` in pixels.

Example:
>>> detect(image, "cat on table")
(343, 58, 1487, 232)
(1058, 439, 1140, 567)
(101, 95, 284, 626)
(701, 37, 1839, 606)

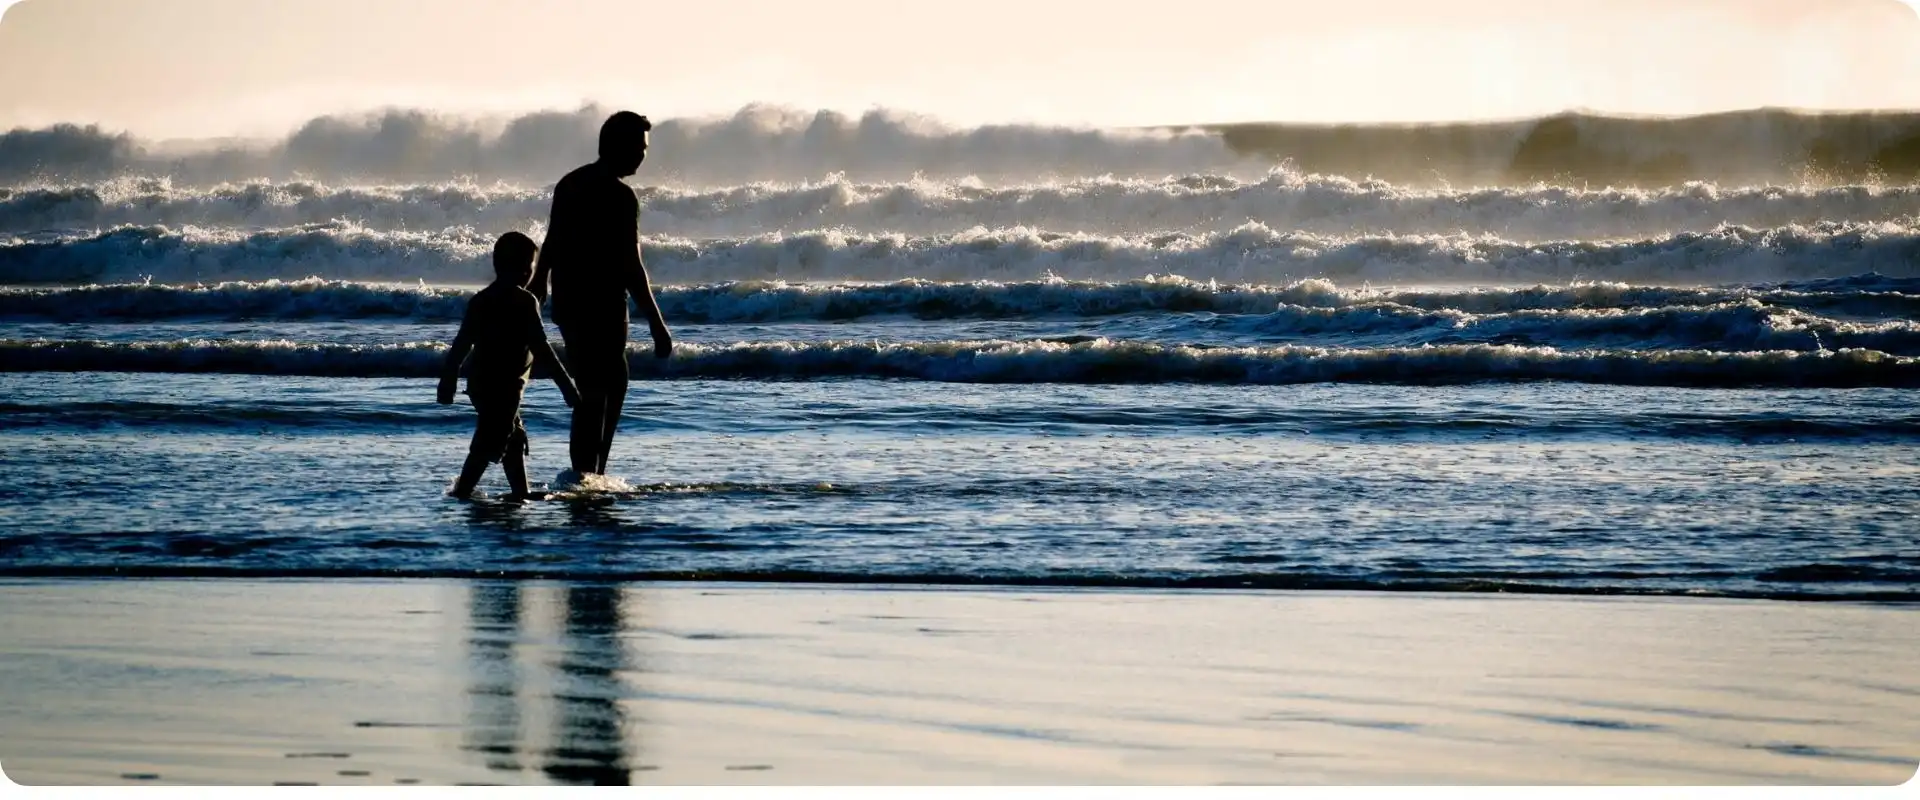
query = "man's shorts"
(467, 383, 529, 463)
(559, 323, 631, 394)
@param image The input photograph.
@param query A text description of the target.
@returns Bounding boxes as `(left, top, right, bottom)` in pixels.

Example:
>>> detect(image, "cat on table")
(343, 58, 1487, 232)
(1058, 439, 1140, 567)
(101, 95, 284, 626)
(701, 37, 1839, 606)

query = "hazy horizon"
(5, 0, 1920, 140)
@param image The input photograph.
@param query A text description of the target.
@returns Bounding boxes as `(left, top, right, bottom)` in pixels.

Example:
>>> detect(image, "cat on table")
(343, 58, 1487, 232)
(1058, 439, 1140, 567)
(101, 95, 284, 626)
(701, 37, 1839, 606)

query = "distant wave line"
(8, 173, 1920, 240)
(5, 220, 1918, 286)
(3, 336, 1913, 388)
(6, 274, 1917, 323)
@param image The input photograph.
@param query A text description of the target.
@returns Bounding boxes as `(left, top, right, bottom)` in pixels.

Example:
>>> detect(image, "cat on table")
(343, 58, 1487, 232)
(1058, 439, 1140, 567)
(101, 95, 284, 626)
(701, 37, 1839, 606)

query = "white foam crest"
(0, 274, 1889, 320)
(650, 274, 1920, 321)
(0, 177, 553, 236)
(7, 277, 1918, 350)
(11, 174, 1920, 241)
(3, 336, 1914, 388)
(0, 337, 448, 377)
(10, 220, 1917, 287)
(1231, 298, 1920, 354)
(0, 222, 494, 284)
(0, 277, 472, 320)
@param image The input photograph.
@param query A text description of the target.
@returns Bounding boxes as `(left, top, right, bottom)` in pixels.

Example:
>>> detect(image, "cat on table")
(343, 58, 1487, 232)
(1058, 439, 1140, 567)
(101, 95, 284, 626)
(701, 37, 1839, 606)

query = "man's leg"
(560, 326, 603, 475)
(567, 392, 607, 476)
(596, 389, 624, 475)
(594, 343, 630, 475)
(560, 325, 628, 476)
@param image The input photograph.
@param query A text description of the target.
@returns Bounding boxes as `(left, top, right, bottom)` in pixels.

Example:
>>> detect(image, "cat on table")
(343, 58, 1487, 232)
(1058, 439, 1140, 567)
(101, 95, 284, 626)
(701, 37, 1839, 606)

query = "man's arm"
(529, 178, 566, 306)
(620, 191, 672, 359)
(626, 249, 672, 359)
(437, 305, 476, 404)
(529, 245, 552, 306)
(520, 293, 579, 407)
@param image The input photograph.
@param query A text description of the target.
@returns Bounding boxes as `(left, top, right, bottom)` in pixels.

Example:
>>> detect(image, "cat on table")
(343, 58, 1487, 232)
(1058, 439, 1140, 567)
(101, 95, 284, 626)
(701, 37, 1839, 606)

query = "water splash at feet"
(551, 470, 634, 494)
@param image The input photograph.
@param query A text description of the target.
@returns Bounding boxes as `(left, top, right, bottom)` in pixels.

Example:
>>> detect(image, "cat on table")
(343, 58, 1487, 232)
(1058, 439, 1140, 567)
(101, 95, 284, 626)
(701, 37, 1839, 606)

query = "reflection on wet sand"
(462, 583, 524, 772)
(543, 585, 632, 785)
(462, 582, 635, 786)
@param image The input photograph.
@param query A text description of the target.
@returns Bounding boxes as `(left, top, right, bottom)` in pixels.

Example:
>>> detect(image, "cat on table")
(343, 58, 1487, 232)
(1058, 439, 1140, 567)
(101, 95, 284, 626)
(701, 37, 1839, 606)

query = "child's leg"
(454, 388, 515, 498)
(501, 415, 532, 498)
(451, 452, 492, 499)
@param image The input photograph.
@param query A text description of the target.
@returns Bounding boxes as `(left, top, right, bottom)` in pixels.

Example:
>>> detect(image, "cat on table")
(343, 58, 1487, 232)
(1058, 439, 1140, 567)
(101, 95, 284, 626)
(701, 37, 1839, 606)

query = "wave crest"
(8, 174, 1920, 240)
(6, 220, 1917, 286)
(4, 337, 1913, 388)
(7, 275, 1920, 349)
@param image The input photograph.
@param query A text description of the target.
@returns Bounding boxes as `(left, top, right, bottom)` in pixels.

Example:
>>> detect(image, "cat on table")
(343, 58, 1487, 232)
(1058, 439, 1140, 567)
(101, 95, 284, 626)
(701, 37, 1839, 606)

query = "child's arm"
(520, 292, 580, 408)
(437, 305, 476, 404)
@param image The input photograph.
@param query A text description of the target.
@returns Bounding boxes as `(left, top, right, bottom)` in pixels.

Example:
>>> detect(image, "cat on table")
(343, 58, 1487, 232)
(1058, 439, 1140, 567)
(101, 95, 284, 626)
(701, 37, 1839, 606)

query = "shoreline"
(0, 569, 1910, 604)
(1, 577, 1914, 785)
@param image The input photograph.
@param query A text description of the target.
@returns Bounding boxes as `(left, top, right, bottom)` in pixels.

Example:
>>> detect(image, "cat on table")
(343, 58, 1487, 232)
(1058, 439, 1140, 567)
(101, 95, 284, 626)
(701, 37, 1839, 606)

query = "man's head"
(493, 231, 538, 287)
(597, 111, 652, 176)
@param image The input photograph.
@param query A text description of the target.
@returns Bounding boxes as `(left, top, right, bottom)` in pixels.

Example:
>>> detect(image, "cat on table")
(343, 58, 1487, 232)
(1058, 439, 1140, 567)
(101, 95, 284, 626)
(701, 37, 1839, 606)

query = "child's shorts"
(467, 385, 529, 464)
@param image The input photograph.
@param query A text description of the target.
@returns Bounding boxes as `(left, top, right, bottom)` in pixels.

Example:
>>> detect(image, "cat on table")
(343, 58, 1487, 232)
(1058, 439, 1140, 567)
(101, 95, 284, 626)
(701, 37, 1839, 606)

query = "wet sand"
(0, 578, 1914, 786)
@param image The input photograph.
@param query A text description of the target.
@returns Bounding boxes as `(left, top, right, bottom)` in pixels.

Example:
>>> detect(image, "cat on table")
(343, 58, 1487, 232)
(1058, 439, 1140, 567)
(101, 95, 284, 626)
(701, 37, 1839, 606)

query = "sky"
(2, 0, 1920, 139)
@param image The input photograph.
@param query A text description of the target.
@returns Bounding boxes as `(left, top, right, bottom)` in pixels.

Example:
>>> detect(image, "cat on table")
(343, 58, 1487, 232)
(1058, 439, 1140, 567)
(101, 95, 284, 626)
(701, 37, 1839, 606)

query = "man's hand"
(437, 377, 457, 405)
(558, 379, 581, 408)
(652, 328, 674, 360)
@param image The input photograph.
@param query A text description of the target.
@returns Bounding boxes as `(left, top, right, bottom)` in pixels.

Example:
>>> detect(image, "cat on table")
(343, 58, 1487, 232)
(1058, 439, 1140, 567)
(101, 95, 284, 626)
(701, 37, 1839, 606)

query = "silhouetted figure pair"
(439, 112, 672, 495)
(530, 111, 675, 479)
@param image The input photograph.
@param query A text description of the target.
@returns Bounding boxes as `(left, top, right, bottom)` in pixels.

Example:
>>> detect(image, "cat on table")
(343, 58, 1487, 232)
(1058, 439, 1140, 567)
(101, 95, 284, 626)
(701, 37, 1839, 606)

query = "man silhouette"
(531, 111, 674, 479)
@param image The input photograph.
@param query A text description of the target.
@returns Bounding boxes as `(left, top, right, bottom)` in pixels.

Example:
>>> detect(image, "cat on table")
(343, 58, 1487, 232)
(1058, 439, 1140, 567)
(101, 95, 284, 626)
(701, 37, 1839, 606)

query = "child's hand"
(652, 330, 674, 360)
(436, 377, 457, 405)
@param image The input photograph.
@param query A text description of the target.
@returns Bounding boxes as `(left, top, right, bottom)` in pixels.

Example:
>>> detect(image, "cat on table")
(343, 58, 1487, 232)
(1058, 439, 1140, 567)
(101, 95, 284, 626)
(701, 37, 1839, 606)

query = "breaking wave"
(5, 220, 1917, 286)
(7, 275, 1918, 324)
(7, 174, 1920, 240)
(3, 337, 1913, 388)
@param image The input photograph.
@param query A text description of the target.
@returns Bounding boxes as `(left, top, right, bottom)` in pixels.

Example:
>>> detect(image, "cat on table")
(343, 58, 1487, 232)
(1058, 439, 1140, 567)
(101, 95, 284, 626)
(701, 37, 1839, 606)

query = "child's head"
(493, 231, 537, 287)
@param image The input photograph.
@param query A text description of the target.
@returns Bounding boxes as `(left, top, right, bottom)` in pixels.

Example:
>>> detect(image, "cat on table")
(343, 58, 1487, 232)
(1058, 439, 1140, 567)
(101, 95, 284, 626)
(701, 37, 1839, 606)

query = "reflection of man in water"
(531, 111, 674, 479)
(543, 585, 631, 786)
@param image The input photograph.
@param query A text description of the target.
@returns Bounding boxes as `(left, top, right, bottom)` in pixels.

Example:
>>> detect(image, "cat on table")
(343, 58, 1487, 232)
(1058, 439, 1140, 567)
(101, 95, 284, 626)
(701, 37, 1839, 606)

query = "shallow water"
(2, 372, 1914, 599)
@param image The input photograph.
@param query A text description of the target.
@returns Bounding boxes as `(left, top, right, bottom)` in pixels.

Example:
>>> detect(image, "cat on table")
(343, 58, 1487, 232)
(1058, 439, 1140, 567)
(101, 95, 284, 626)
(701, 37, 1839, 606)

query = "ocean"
(2, 106, 1917, 602)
